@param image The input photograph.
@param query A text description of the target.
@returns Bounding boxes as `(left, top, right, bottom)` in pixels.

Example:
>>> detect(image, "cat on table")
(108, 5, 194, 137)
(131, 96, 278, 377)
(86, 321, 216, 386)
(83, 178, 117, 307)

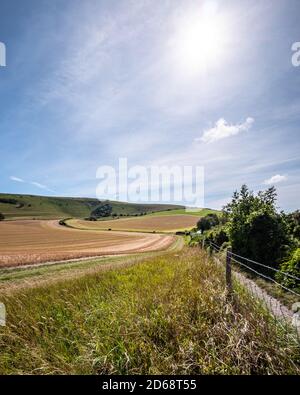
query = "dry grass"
(0, 220, 175, 267)
(0, 248, 299, 374)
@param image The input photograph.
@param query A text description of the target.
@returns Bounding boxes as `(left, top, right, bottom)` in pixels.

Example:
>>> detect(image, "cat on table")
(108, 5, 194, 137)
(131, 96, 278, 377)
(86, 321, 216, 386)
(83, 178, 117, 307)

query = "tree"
(206, 213, 219, 226)
(205, 227, 229, 247)
(223, 185, 291, 272)
(91, 203, 112, 218)
(276, 248, 300, 290)
(197, 217, 212, 233)
(197, 213, 219, 233)
(284, 210, 300, 240)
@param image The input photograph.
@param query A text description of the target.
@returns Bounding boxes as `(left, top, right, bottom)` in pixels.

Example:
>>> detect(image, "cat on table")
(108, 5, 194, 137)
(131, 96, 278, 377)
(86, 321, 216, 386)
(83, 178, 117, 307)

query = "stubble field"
(67, 214, 199, 232)
(0, 220, 175, 267)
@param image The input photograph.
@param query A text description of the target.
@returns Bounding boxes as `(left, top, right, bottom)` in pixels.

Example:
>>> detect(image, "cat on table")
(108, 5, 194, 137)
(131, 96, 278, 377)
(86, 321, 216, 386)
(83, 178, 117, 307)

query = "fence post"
(226, 247, 233, 299)
(202, 239, 205, 249)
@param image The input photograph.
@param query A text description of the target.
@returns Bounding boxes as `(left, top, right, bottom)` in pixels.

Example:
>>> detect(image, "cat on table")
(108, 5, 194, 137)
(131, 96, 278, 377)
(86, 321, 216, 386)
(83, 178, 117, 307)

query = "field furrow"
(0, 220, 176, 267)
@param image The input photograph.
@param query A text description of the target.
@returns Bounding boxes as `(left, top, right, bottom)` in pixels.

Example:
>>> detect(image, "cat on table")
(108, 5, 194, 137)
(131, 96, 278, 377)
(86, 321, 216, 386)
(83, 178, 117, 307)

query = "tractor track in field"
(0, 220, 177, 269)
(0, 237, 184, 295)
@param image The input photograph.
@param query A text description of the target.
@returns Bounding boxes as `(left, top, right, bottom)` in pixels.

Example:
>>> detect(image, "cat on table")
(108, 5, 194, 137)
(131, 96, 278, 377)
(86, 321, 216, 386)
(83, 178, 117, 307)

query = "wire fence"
(209, 241, 300, 286)
(203, 240, 300, 340)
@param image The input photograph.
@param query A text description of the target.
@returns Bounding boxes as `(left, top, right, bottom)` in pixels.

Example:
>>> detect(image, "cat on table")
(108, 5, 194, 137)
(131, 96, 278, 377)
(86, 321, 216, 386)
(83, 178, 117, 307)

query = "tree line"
(193, 185, 300, 290)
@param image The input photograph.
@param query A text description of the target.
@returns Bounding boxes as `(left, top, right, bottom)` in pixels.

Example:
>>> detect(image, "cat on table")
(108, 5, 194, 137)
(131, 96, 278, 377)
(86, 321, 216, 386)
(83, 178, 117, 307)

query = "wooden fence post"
(202, 239, 205, 249)
(226, 247, 233, 299)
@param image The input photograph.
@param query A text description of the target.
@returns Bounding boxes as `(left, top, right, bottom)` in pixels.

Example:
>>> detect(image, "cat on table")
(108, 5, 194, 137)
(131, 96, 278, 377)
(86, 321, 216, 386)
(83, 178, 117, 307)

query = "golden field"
(0, 220, 175, 267)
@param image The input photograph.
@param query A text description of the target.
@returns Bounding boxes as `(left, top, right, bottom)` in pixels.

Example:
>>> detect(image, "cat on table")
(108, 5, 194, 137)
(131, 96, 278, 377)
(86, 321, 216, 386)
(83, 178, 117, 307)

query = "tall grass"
(0, 248, 299, 374)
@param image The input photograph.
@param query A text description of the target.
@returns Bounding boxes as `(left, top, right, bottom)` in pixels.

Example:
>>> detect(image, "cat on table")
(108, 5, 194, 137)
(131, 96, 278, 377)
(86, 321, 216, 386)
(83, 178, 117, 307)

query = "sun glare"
(173, 4, 230, 75)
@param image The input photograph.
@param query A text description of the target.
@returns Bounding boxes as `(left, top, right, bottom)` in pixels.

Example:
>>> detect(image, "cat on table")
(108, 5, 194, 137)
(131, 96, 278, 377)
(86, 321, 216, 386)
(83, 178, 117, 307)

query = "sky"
(0, 0, 299, 211)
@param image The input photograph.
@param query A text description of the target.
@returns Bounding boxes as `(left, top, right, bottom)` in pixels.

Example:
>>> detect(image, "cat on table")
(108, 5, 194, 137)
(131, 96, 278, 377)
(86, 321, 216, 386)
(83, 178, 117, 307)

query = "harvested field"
(0, 220, 175, 268)
(68, 214, 199, 232)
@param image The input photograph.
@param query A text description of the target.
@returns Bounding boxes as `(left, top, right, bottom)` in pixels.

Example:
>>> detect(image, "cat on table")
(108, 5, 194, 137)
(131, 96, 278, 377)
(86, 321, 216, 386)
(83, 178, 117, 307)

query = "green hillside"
(0, 193, 185, 220)
(148, 208, 220, 216)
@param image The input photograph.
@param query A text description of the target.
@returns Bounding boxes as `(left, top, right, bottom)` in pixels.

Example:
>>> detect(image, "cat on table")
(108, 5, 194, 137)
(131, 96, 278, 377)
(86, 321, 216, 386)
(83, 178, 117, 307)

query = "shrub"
(223, 185, 291, 273)
(91, 203, 112, 218)
(246, 211, 289, 269)
(285, 210, 300, 240)
(0, 198, 18, 205)
(276, 248, 300, 290)
(205, 227, 229, 248)
(197, 217, 211, 232)
(197, 213, 219, 233)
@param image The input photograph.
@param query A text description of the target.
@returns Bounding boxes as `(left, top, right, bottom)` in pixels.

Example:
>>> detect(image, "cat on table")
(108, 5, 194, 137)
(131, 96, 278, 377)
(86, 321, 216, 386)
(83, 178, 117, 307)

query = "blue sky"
(0, 0, 299, 211)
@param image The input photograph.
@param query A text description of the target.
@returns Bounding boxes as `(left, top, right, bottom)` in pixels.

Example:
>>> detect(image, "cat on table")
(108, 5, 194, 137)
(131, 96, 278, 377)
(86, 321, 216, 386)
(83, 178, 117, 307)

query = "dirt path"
(213, 256, 299, 334)
(233, 270, 294, 321)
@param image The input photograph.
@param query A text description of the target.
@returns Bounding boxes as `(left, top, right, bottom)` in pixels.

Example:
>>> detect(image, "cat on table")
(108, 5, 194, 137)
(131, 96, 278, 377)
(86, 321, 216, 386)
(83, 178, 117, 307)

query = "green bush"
(205, 226, 229, 248)
(223, 185, 291, 274)
(276, 248, 300, 290)
(284, 210, 300, 240)
(91, 203, 112, 218)
(197, 213, 219, 233)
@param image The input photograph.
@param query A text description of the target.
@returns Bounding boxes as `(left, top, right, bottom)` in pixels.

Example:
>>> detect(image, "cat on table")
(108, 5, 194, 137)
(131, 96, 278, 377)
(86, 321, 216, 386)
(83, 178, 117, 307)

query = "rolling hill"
(0, 193, 185, 220)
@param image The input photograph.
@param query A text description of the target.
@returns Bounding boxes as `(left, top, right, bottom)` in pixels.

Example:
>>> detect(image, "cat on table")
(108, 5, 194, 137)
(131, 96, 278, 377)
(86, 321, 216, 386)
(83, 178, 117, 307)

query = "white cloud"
(30, 181, 47, 189)
(10, 175, 56, 193)
(264, 174, 287, 185)
(9, 176, 55, 193)
(197, 117, 254, 143)
(10, 176, 24, 183)
(30, 181, 55, 193)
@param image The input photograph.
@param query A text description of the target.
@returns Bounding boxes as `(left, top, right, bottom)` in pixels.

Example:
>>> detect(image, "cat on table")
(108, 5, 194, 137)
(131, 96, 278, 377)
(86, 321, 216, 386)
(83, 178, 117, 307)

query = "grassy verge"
(0, 254, 141, 284)
(0, 248, 299, 374)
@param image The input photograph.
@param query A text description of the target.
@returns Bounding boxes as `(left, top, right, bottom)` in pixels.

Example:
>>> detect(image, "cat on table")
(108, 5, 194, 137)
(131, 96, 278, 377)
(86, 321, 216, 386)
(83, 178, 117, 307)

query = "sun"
(172, 4, 230, 75)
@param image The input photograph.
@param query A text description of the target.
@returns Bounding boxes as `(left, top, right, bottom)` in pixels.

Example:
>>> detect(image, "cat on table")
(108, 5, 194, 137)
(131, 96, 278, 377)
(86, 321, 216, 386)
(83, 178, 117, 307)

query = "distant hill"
(0, 193, 185, 220)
